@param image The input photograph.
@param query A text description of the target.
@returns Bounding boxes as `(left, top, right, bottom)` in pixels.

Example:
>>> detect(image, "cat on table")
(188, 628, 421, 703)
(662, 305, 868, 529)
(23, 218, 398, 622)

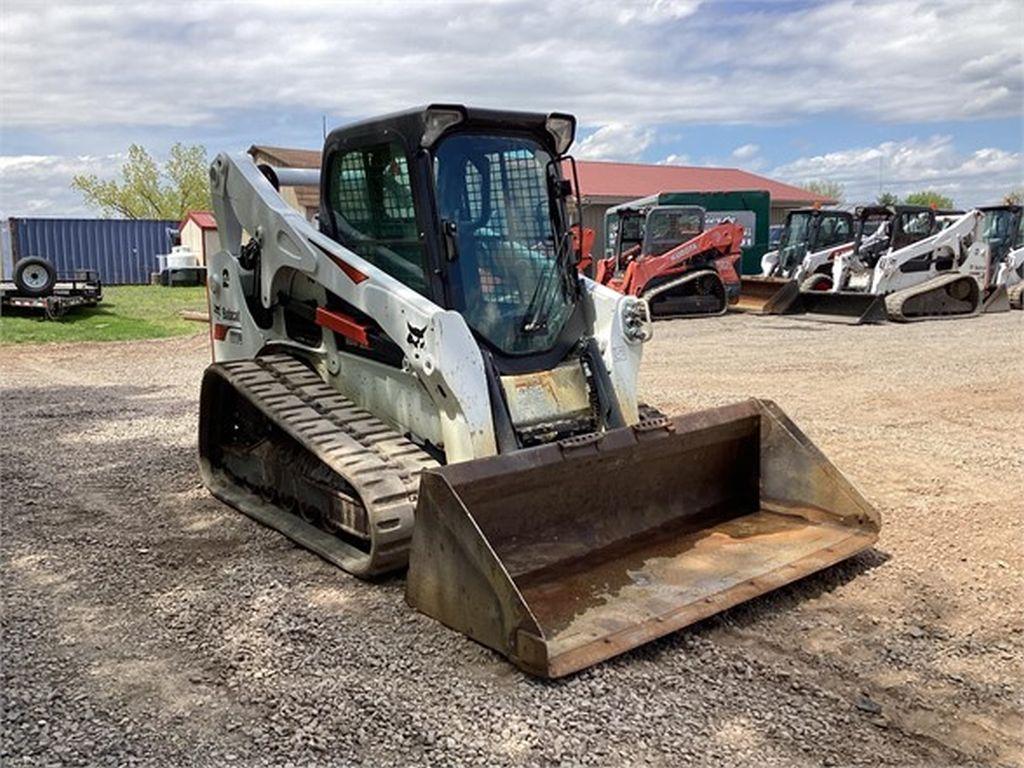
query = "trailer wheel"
(14, 257, 57, 297)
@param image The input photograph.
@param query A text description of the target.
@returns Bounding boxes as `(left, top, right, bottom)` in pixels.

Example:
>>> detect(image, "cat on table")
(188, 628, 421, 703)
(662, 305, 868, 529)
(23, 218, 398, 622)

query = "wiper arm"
(521, 230, 573, 333)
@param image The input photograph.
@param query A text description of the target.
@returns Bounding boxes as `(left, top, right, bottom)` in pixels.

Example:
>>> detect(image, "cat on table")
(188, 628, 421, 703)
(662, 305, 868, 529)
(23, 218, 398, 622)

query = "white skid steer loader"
(198, 105, 880, 677)
(790, 205, 1005, 323)
(738, 207, 857, 314)
(979, 205, 1023, 310)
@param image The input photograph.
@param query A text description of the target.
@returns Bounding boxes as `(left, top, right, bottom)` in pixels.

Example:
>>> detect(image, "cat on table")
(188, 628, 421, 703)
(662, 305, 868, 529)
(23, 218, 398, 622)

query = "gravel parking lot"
(2, 312, 1021, 767)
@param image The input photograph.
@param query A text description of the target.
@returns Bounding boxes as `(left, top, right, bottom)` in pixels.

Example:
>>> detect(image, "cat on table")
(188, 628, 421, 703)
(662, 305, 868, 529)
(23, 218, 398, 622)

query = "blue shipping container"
(7, 218, 179, 285)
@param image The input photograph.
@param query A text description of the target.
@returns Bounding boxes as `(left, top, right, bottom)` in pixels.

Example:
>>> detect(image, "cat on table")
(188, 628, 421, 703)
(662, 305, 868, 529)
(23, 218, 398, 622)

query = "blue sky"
(1, 0, 1021, 216)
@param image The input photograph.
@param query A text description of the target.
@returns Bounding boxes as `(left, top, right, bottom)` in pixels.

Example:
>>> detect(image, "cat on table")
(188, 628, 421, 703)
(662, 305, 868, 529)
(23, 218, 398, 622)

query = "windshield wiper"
(521, 229, 573, 333)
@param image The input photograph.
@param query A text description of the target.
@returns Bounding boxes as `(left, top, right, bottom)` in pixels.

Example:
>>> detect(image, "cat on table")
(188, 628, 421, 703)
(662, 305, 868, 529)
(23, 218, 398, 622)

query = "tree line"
(802, 179, 1023, 210)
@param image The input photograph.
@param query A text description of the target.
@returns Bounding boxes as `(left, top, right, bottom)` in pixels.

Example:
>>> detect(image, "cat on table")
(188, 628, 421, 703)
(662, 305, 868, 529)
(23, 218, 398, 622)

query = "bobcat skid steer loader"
(198, 105, 880, 677)
(737, 207, 856, 314)
(594, 203, 743, 318)
(816, 206, 1009, 323)
(978, 205, 1023, 311)
(998, 220, 1024, 309)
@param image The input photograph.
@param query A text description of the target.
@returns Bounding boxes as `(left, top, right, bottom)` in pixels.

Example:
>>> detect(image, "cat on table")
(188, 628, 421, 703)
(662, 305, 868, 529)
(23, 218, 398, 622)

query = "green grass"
(0, 285, 209, 344)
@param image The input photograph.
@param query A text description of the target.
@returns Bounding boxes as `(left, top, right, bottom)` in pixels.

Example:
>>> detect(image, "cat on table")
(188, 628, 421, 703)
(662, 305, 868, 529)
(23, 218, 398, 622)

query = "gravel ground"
(2, 313, 1021, 767)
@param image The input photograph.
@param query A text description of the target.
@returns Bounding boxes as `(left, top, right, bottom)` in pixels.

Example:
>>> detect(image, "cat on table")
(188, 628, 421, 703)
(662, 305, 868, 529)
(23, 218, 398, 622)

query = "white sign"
(705, 210, 757, 249)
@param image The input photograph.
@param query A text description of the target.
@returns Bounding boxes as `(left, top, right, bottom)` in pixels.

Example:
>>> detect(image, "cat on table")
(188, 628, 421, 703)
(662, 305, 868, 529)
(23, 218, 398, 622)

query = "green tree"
(903, 190, 954, 209)
(876, 191, 899, 206)
(72, 143, 210, 219)
(1003, 187, 1023, 205)
(802, 179, 844, 202)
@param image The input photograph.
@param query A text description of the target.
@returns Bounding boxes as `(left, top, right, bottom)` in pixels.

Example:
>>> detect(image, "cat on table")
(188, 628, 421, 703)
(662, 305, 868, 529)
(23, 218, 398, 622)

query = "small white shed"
(179, 211, 219, 265)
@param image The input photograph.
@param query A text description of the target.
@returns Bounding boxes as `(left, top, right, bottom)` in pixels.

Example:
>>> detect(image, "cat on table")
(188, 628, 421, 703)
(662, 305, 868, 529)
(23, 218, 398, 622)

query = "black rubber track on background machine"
(198, 353, 437, 576)
(643, 270, 727, 319)
(884, 273, 981, 322)
(1008, 282, 1024, 310)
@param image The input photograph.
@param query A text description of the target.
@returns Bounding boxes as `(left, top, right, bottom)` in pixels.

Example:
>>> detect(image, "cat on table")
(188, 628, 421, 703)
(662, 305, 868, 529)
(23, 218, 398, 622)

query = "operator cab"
(607, 205, 705, 275)
(852, 205, 934, 267)
(320, 105, 585, 372)
(776, 207, 854, 271)
(979, 205, 1023, 264)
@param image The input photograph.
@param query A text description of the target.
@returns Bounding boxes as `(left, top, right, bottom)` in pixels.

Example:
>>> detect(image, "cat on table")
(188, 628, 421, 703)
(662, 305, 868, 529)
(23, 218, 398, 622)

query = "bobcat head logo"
(406, 322, 426, 350)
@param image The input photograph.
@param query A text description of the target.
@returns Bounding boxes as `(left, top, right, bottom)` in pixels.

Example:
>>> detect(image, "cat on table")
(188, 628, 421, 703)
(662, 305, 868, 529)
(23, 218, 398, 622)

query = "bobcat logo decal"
(406, 322, 427, 350)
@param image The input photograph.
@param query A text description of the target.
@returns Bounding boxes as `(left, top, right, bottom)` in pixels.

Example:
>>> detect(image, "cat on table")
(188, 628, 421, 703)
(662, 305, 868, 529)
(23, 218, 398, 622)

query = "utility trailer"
(0, 256, 102, 319)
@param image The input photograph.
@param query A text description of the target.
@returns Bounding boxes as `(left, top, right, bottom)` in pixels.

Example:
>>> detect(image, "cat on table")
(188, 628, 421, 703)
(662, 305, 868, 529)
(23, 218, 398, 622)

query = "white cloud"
(0, 1, 1020, 215)
(772, 136, 1024, 207)
(0, 154, 123, 217)
(0, 0, 1018, 129)
(659, 153, 692, 166)
(611, 0, 702, 24)
(731, 143, 760, 161)
(575, 124, 654, 161)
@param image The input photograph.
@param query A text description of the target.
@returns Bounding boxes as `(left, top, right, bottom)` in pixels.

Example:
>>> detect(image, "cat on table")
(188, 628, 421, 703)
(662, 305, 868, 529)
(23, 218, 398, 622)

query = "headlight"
(422, 105, 466, 147)
(622, 298, 652, 343)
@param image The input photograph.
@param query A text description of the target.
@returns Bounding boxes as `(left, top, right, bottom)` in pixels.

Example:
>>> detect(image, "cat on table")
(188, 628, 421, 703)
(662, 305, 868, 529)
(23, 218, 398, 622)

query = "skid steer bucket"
(406, 399, 880, 678)
(982, 285, 1010, 313)
(787, 290, 888, 325)
(735, 276, 800, 314)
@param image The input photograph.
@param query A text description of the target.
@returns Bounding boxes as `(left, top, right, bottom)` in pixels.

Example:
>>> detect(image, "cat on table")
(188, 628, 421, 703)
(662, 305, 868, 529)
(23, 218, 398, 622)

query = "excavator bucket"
(786, 290, 888, 325)
(735, 276, 800, 314)
(406, 399, 880, 678)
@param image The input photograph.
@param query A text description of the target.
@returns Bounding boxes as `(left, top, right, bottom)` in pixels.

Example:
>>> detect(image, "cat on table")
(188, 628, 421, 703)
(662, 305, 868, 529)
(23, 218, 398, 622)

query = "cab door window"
(329, 140, 428, 294)
(818, 215, 852, 248)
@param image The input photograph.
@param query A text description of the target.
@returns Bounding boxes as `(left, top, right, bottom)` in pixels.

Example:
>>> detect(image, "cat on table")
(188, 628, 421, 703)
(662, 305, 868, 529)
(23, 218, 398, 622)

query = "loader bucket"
(1009, 283, 1024, 310)
(405, 400, 880, 678)
(982, 285, 1010, 313)
(735, 276, 800, 314)
(787, 290, 888, 325)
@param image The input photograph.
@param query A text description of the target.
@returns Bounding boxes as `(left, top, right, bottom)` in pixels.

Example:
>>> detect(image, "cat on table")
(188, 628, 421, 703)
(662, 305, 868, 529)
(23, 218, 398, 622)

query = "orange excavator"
(590, 203, 743, 318)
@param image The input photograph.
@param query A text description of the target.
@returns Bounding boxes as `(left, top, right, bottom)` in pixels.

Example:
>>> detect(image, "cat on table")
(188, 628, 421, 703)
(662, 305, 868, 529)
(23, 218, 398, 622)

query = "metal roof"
(570, 160, 830, 204)
(248, 144, 321, 169)
(181, 210, 217, 230)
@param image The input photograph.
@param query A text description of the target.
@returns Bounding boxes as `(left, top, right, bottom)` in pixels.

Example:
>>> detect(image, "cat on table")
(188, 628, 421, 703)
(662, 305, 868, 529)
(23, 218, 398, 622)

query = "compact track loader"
(595, 202, 742, 317)
(978, 205, 1023, 310)
(789, 205, 1000, 323)
(198, 105, 880, 677)
(737, 207, 856, 314)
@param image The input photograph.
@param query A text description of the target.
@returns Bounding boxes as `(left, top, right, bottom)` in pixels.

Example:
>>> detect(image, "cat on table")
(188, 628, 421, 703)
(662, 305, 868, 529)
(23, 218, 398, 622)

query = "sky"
(1, 0, 1021, 217)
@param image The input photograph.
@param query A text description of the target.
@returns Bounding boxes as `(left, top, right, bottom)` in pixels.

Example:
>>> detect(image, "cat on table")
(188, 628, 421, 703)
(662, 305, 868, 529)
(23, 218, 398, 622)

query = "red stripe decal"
(315, 307, 371, 347)
(310, 240, 368, 284)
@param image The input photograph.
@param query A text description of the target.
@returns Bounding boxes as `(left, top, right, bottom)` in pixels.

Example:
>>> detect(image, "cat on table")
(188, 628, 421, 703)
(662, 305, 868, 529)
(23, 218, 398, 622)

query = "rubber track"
(642, 269, 727, 319)
(202, 353, 438, 576)
(1008, 282, 1024, 310)
(883, 272, 980, 323)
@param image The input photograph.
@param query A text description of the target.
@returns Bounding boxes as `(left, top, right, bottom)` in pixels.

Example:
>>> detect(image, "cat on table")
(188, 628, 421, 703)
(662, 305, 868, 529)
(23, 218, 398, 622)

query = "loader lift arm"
(208, 150, 498, 461)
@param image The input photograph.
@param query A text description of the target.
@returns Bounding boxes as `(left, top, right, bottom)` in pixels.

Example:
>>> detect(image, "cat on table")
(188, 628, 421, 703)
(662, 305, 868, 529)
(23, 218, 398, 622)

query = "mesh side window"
(464, 163, 483, 220)
(329, 141, 427, 294)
